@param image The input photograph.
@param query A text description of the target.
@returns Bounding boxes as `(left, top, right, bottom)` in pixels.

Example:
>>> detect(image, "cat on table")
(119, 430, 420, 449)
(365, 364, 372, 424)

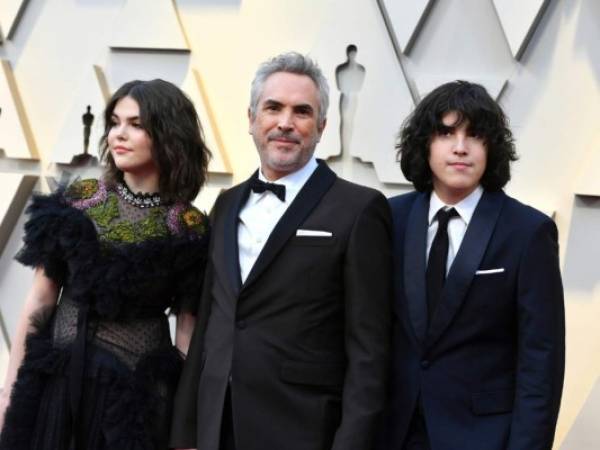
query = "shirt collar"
(428, 185, 484, 226)
(258, 157, 318, 195)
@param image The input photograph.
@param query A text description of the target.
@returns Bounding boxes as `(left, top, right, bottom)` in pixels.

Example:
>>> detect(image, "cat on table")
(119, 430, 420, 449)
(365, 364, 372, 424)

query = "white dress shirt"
(238, 157, 318, 283)
(426, 186, 483, 273)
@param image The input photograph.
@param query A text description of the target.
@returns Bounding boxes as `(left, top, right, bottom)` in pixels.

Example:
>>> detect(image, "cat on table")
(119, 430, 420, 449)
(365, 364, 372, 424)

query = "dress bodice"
(18, 178, 210, 319)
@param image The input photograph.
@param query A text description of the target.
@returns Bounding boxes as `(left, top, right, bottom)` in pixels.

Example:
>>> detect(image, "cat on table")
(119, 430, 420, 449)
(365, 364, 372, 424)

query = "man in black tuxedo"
(170, 52, 392, 450)
(381, 81, 565, 450)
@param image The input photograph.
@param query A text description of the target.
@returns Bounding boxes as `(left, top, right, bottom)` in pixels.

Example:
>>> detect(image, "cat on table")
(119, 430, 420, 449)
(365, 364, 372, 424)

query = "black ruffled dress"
(0, 179, 209, 450)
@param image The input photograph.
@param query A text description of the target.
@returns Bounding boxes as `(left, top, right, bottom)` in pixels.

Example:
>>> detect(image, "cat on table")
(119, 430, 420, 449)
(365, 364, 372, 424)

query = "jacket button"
(236, 320, 247, 329)
(421, 360, 430, 369)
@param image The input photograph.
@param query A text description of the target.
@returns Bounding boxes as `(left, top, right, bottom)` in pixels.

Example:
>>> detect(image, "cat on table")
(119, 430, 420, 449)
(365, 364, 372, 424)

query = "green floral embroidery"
(66, 179, 99, 199)
(180, 207, 207, 236)
(86, 193, 120, 228)
(102, 221, 136, 243)
(137, 209, 169, 241)
(100, 208, 168, 243)
(82, 188, 174, 244)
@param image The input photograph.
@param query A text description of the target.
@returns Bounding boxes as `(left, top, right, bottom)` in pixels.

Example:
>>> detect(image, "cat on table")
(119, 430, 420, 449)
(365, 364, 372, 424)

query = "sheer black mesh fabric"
(93, 316, 171, 370)
(52, 296, 171, 370)
(51, 296, 78, 348)
(111, 196, 167, 227)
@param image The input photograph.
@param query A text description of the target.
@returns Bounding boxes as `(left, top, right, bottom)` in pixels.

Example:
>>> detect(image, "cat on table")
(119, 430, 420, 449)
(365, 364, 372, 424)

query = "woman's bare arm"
(0, 268, 59, 428)
(175, 312, 196, 357)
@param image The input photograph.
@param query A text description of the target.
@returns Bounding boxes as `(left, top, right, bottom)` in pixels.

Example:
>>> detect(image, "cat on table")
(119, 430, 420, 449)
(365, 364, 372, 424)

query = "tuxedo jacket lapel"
(215, 176, 254, 300)
(403, 192, 430, 346)
(425, 190, 506, 349)
(242, 162, 337, 290)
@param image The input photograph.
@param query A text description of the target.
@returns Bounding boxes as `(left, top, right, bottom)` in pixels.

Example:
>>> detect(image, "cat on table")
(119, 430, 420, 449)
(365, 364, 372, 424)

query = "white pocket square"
(296, 229, 333, 237)
(475, 268, 505, 275)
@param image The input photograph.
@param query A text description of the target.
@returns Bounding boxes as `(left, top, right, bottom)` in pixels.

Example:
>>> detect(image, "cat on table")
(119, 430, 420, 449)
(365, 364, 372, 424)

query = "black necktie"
(426, 207, 458, 325)
(250, 178, 286, 201)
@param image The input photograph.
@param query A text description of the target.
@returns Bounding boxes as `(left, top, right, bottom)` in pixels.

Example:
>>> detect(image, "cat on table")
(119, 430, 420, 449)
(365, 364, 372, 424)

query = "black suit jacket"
(381, 190, 565, 450)
(171, 161, 392, 450)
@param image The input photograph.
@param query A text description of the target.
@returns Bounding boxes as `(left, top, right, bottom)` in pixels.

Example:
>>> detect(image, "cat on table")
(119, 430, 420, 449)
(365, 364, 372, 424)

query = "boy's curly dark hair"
(397, 80, 517, 192)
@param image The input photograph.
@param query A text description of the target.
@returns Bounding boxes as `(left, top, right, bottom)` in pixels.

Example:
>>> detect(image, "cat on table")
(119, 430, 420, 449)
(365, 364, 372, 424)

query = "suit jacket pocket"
(469, 270, 509, 314)
(290, 236, 337, 246)
(471, 389, 514, 415)
(280, 360, 345, 387)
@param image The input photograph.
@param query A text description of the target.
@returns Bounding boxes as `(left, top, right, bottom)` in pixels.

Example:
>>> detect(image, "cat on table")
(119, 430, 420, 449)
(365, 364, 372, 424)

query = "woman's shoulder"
(65, 178, 100, 198)
(166, 203, 209, 238)
(64, 178, 109, 209)
(23, 178, 102, 216)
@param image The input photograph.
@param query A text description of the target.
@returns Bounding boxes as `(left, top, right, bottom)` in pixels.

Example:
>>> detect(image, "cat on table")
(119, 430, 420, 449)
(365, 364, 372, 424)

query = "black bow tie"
(250, 178, 286, 201)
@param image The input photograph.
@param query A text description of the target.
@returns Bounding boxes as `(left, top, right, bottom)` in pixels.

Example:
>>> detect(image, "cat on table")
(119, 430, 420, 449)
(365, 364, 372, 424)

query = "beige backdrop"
(1, 1, 599, 448)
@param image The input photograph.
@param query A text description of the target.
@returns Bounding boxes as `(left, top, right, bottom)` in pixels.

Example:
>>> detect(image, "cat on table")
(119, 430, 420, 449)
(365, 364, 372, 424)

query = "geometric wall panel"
(415, 75, 508, 101)
(560, 378, 600, 449)
(492, 0, 551, 60)
(378, 0, 434, 54)
(313, 0, 413, 184)
(182, 69, 232, 174)
(574, 147, 600, 197)
(192, 186, 222, 215)
(0, 60, 38, 159)
(560, 199, 600, 447)
(0, 173, 37, 260)
(109, 0, 189, 52)
(51, 66, 110, 164)
(0, 324, 9, 387)
(562, 196, 600, 293)
(106, 52, 190, 91)
(407, 0, 515, 107)
(0, 0, 29, 42)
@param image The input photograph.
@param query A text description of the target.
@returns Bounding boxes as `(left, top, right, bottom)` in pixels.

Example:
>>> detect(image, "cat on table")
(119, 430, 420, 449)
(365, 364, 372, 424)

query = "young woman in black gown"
(0, 79, 211, 449)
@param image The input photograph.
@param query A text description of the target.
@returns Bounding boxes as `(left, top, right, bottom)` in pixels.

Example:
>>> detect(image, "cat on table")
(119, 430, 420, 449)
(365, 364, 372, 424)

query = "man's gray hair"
(249, 52, 330, 125)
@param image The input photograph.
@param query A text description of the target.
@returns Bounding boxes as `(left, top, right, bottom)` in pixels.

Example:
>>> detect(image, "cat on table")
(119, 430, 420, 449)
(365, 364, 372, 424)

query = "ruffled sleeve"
(15, 180, 100, 284)
(168, 205, 210, 316)
(16, 192, 71, 283)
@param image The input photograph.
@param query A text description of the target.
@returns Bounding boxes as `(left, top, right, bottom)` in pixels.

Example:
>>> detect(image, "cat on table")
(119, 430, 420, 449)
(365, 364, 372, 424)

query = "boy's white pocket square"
(296, 229, 333, 237)
(475, 268, 505, 275)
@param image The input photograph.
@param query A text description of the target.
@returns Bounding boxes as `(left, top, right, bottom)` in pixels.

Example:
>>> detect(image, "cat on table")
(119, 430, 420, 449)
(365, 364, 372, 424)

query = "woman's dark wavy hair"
(397, 80, 517, 192)
(100, 79, 211, 204)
